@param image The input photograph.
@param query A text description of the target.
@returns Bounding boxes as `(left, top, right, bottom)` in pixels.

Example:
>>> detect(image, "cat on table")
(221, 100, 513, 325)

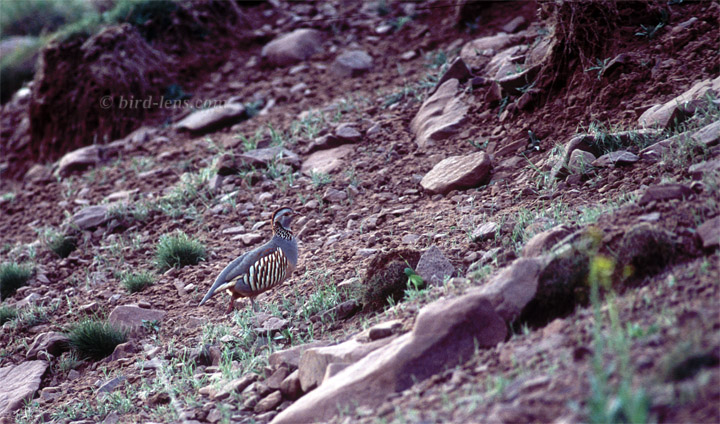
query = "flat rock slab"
(57, 145, 102, 177)
(691, 119, 720, 146)
(0, 360, 48, 417)
(108, 305, 166, 334)
(298, 337, 394, 392)
(420, 151, 492, 194)
(301, 144, 354, 175)
(697, 216, 720, 248)
(592, 150, 639, 167)
(433, 57, 472, 93)
(638, 76, 720, 129)
(415, 245, 455, 286)
(688, 158, 720, 179)
(271, 294, 506, 424)
(262, 28, 323, 67)
(522, 226, 572, 258)
(638, 184, 692, 205)
(269, 341, 331, 369)
(175, 103, 246, 134)
(73, 205, 109, 230)
(410, 78, 468, 149)
(331, 50, 373, 77)
(471, 222, 498, 242)
(26, 332, 70, 360)
(474, 257, 546, 323)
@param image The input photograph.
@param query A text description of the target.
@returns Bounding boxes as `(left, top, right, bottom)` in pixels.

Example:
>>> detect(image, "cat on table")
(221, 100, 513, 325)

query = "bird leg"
(226, 295, 238, 314)
(250, 297, 258, 312)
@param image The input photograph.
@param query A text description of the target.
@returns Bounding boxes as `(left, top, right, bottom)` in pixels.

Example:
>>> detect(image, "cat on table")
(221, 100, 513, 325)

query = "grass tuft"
(47, 233, 78, 258)
(0, 305, 18, 325)
(0, 262, 32, 300)
(155, 231, 207, 271)
(121, 271, 154, 293)
(67, 319, 127, 360)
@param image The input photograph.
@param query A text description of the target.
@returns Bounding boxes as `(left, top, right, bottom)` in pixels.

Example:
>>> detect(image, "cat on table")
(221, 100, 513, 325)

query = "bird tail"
(198, 277, 234, 306)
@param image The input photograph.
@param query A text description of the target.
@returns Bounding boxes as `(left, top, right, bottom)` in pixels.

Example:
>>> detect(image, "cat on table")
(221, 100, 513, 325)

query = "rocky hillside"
(1, 1, 719, 423)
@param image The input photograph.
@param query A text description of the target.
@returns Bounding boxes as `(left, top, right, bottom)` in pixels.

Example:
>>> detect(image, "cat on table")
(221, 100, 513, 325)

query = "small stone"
(368, 320, 402, 341)
(239, 233, 264, 246)
(254, 390, 283, 413)
(697, 216, 720, 248)
(592, 150, 639, 167)
(415, 245, 455, 286)
(72, 205, 109, 230)
(331, 50, 373, 77)
(471, 222, 498, 242)
(279, 370, 302, 400)
(401, 50, 416, 61)
(323, 188, 347, 203)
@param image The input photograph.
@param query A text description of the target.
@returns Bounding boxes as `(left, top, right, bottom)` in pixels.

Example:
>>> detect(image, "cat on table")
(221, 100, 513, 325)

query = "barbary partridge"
(199, 207, 300, 312)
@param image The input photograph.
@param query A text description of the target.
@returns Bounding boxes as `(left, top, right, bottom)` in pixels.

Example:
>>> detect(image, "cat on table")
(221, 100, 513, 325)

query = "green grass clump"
(67, 319, 127, 360)
(0, 262, 32, 300)
(155, 231, 207, 271)
(47, 233, 78, 258)
(121, 271, 154, 293)
(0, 305, 18, 325)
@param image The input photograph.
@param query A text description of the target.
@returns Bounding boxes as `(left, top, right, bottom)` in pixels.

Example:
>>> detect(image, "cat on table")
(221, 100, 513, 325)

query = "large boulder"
(271, 295, 506, 423)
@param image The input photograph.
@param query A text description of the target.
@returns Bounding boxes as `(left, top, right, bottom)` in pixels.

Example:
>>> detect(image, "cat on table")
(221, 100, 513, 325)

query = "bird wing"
(198, 242, 276, 306)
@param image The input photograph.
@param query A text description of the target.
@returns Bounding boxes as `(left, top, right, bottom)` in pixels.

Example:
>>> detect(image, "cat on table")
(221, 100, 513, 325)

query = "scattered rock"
(460, 33, 523, 70)
(475, 257, 546, 322)
(97, 376, 126, 397)
(334, 124, 362, 143)
(107, 305, 166, 335)
(323, 188, 347, 203)
(269, 341, 332, 369)
(496, 64, 540, 95)
(262, 28, 323, 67)
(298, 337, 395, 392)
(367, 320, 402, 341)
(638, 183, 692, 205)
(72, 205, 109, 230)
(255, 390, 283, 413)
(415, 245, 455, 286)
(254, 317, 288, 334)
(0, 360, 48, 417)
(592, 150, 639, 167)
(272, 294, 505, 423)
(697, 216, 720, 248)
(521, 225, 572, 258)
(218, 147, 300, 175)
(691, 119, 720, 146)
(213, 374, 258, 401)
(240, 233, 264, 246)
(434, 57, 472, 93)
(25, 164, 53, 183)
(57, 145, 102, 177)
(106, 341, 139, 362)
(301, 144, 354, 175)
(175, 103, 246, 134)
(567, 150, 596, 175)
(638, 76, 720, 129)
(410, 79, 468, 149)
(26, 332, 69, 360)
(688, 158, 720, 179)
(266, 367, 289, 390)
(279, 370, 302, 400)
(502, 16, 527, 33)
(471, 222, 498, 242)
(420, 151, 492, 194)
(331, 50, 373, 77)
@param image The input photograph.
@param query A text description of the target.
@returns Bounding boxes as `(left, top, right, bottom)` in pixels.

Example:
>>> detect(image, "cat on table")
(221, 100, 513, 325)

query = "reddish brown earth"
(1, 1, 719, 423)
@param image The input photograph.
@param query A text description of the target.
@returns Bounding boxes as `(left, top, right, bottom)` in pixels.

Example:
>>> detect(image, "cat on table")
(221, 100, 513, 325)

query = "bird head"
(272, 207, 300, 233)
